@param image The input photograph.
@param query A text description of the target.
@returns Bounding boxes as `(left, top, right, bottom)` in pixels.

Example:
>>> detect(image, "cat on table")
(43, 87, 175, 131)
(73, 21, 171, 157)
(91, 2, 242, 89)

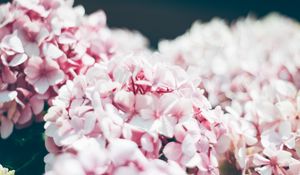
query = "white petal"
(82, 54, 95, 66)
(185, 154, 201, 168)
(43, 43, 63, 59)
(24, 42, 40, 56)
(1, 34, 24, 53)
(158, 116, 175, 137)
(47, 69, 64, 85)
(253, 154, 270, 166)
(109, 139, 138, 166)
(215, 134, 230, 154)
(182, 134, 196, 157)
(0, 90, 17, 103)
(34, 77, 50, 94)
(276, 100, 296, 119)
(279, 120, 292, 138)
(83, 113, 96, 134)
(129, 116, 153, 131)
(255, 165, 272, 175)
(8, 53, 28, 67)
(274, 80, 297, 98)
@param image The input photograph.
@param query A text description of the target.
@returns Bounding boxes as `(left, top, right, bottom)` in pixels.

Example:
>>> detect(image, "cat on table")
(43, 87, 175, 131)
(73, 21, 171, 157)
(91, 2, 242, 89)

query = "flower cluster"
(0, 0, 148, 138)
(45, 137, 186, 175)
(44, 54, 228, 175)
(0, 165, 14, 175)
(159, 14, 300, 174)
(2, 0, 300, 174)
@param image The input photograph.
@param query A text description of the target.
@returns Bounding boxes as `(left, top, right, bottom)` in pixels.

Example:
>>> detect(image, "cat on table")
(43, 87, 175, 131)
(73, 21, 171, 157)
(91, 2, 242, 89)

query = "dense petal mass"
(0, 0, 149, 138)
(1, 0, 300, 174)
(159, 13, 300, 174)
(44, 53, 225, 175)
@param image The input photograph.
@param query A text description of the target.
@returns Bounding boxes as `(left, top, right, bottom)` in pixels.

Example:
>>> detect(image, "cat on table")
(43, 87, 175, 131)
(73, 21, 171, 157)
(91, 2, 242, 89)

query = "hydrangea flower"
(45, 137, 186, 175)
(158, 13, 300, 174)
(0, 0, 149, 138)
(2, 0, 300, 174)
(44, 53, 228, 174)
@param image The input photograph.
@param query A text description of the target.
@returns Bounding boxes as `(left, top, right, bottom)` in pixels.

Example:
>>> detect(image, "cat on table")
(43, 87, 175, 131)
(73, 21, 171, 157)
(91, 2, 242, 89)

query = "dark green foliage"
(0, 123, 47, 175)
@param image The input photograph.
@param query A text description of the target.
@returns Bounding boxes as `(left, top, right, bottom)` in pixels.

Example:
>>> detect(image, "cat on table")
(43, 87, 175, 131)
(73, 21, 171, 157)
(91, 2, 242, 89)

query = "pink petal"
(215, 134, 230, 154)
(18, 105, 32, 125)
(0, 117, 14, 139)
(140, 134, 154, 152)
(109, 139, 138, 166)
(113, 90, 135, 112)
(159, 93, 178, 113)
(47, 69, 64, 85)
(44, 106, 64, 122)
(24, 56, 43, 79)
(30, 96, 44, 115)
(135, 94, 153, 112)
(163, 142, 182, 161)
(45, 137, 60, 154)
(253, 154, 270, 166)
(24, 65, 40, 81)
(2, 66, 17, 83)
(44, 58, 60, 70)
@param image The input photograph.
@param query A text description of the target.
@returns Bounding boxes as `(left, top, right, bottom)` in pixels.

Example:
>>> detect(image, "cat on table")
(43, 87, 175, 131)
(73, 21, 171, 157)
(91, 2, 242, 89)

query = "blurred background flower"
(73, 0, 298, 48)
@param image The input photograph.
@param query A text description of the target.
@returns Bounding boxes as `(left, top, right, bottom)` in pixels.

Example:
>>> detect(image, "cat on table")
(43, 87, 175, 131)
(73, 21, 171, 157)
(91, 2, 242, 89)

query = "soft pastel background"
(0, 0, 298, 174)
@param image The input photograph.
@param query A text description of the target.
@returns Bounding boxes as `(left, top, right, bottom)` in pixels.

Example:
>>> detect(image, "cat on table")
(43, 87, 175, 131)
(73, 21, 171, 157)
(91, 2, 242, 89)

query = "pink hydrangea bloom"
(45, 137, 186, 175)
(158, 13, 300, 174)
(25, 57, 64, 94)
(0, 0, 149, 138)
(44, 53, 227, 174)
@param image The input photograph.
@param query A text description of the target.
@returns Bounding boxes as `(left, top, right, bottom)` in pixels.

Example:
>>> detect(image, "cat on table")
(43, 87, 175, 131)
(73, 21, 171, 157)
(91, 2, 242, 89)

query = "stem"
(15, 151, 41, 173)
